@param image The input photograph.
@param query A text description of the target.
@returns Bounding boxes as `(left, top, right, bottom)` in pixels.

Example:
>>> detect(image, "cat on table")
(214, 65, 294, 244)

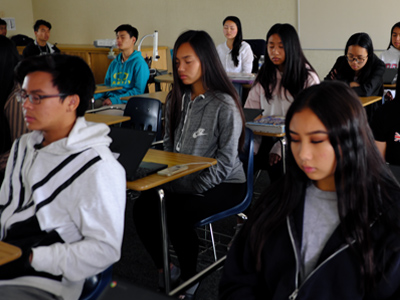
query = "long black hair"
(343, 32, 377, 84)
(0, 35, 20, 154)
(387, 22, 400, 50)
(247, 81, 400, 292)
(223, 16, 243, 67)
(254, 23, 316, 103)
(168, 30, 245, 148)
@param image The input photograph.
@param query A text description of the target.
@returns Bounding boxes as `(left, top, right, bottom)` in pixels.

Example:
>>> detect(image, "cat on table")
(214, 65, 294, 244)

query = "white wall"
(30, 0, 296, 48)
(1, 0, 34, 37)
(4, 0, 388, 80)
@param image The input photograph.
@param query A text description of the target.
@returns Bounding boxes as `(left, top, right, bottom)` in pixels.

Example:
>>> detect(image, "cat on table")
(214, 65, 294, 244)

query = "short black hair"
(0, 18, 6, 26)
(34, 19, 52, 32)
(15, 54, 95, 117)
(114, 24, 138, 41)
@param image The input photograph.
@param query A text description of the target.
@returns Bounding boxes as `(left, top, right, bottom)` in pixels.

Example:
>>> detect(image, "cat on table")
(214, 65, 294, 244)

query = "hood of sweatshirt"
(25, 116, 111, 156)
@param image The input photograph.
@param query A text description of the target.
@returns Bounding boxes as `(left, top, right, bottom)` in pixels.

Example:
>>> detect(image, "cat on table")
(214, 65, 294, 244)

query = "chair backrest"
(79, 266, 113, 300)
(195, 127, 254, 227)
(122, 97, 163, 142)
(243, 39, 266, 73)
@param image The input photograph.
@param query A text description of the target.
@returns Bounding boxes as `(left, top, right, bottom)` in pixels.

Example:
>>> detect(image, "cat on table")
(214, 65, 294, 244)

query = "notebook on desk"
(383, 68, 398, 84)
(108, 128, 168, 181)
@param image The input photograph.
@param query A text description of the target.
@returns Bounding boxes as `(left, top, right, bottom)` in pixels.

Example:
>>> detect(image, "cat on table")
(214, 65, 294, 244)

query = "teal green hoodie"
(95, 51, 150, 104)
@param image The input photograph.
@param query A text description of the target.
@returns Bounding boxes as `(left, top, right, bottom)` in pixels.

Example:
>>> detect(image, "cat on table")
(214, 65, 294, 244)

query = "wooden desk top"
(85, 113, 131, 125)
(155, 73, 254, 88)
(126, 149, 217, 191)
(359, 96, 382, 107)
(384, 83, 396, 89)
(155, 74, 174, 84)
(95, 85, 123, 94)
(121, 91, 169, 104)
(0, 241, 22, 266)
(251, 131, 286, 137)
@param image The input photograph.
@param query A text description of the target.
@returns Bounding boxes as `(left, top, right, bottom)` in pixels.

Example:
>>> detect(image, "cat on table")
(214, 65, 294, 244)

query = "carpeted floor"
(112, 170, 270, 300)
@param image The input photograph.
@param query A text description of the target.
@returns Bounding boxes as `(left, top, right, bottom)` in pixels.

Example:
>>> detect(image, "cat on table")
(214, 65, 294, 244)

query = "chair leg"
(208, 224, 218, 262)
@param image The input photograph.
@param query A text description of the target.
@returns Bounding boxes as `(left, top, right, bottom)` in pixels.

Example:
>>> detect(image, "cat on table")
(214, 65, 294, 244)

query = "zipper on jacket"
(176, 96, 195, 152)
(286, 216, 353, 299)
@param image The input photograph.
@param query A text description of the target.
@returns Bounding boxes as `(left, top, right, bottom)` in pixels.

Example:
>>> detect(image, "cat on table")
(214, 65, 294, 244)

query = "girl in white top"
(380, 22, 400, 101)
(217, 16, 253, 74)
(244, 23, 319, 165)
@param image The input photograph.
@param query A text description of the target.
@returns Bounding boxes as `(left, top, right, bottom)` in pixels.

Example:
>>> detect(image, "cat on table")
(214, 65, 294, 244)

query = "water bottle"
(258, 55, 265, 71)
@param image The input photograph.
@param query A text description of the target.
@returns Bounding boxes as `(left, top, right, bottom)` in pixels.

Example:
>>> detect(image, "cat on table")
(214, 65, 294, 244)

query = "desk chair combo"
(195, 128, 254, 262)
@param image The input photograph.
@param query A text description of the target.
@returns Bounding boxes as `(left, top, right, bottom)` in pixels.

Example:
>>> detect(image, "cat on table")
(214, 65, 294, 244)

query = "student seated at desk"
(94, 24, 150, 106)
(220, 81, 400, 300)
(371, 68, 400, 178)
(22, 19, 60, 58)
(325, 32, 385, 97)
(133, 30, 246, 299)
(217, 16, 253, 102)
(244, 23, 319, 176)
(217, 16, 253, 74)
(380, 22, 400, 101)
(0, 54, 126, 300)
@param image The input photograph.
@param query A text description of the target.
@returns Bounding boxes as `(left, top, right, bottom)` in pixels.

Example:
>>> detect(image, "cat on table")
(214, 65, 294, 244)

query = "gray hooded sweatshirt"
(164, 90, 246, 194)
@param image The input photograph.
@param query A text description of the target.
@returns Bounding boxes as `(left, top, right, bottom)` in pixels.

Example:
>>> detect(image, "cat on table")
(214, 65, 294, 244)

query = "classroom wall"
(4, 0, 389, 80)
(1, 0, 34, 37)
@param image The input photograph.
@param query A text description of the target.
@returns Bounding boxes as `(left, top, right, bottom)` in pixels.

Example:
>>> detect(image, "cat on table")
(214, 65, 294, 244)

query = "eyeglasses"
(16, 91, 68, 105)
(346, 55, 368, 64)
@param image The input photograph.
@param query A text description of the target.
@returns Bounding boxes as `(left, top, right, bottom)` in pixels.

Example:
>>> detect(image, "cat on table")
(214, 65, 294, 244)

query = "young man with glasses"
(0, 54, 126, 300)
(23, 19, 60, 58)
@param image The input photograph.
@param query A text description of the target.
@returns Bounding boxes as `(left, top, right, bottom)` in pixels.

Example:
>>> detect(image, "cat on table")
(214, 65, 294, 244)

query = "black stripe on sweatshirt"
(35, 156, 102, 213)
(0, 139, 23, 217)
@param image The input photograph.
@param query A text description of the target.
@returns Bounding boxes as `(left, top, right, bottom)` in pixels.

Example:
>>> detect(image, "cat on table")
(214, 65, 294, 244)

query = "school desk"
(0, 241, 22, 266)
(84, 113, 130, 126)
(95, 85, 123, 94)
(359, 96, 382, 107)
(126, 149, 217, 293)
(121, 91, 169, 104)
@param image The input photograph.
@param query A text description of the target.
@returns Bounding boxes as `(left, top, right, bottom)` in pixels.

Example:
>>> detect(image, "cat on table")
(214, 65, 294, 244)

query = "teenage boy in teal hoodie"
(95, 24, 150, 106)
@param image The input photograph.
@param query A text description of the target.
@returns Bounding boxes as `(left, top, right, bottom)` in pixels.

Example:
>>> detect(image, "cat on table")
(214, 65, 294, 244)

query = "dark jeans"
(133, 182, 246, 280)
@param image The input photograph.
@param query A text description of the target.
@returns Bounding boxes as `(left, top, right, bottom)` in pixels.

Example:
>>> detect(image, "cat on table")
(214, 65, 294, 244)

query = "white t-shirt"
(217, 41, 254, 73)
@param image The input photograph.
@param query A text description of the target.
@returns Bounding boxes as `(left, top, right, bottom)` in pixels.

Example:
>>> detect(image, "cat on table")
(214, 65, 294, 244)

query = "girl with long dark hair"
(216, 16, 253, 74)
(325, 32, 385, 97)
(220, 81, 400, 299)
(0, 35, 20, 154)
(133, 30, 246, 299)
(244, 23, 319, 173)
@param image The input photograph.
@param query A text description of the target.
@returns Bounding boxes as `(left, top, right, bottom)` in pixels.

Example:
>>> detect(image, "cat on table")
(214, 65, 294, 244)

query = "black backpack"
(10, 34, 34, 46)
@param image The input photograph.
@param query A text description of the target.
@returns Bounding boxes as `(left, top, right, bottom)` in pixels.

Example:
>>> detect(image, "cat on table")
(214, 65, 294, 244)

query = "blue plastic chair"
(122, 97, 163, 143)
(79, 266, 113, 300)
(195, 128, 254, 261)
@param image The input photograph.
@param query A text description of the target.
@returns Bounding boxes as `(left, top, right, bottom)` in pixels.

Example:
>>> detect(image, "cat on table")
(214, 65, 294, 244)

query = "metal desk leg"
(280, 136, 287, 174)
(157, 188, 171, 293)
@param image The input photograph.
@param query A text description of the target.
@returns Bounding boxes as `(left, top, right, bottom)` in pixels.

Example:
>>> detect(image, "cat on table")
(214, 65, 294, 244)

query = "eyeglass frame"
(345, 55, 368, 64)
(16, 91, 69, 105)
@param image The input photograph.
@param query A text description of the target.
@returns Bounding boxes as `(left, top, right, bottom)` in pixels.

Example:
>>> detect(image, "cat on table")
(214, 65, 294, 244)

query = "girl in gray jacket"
(133, 30, 246, 299)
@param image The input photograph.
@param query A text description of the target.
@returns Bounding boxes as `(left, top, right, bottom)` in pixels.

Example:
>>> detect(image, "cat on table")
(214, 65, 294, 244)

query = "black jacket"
(324, 54, 385, 97)
(220, 193, 400, 300)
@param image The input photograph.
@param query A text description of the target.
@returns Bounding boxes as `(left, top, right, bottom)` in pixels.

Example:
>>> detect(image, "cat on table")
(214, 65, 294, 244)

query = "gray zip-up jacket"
(164, 91, 246, 194)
